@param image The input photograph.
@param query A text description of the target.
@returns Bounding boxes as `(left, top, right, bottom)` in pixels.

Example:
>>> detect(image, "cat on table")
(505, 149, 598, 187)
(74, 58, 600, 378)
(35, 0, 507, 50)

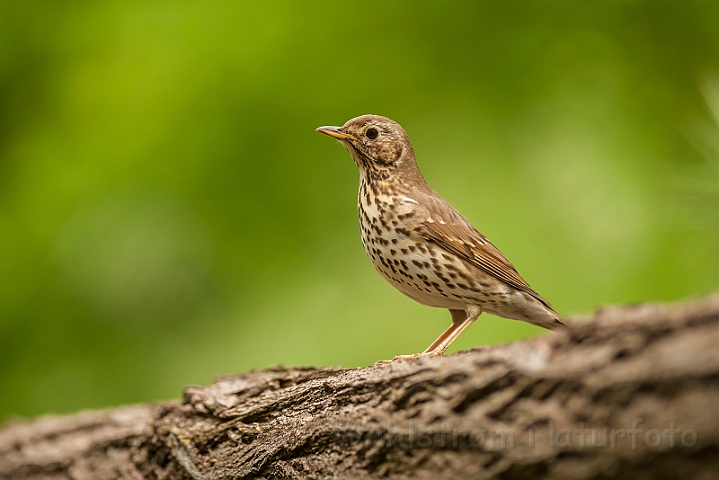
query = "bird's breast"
(357, 183, 469, 309)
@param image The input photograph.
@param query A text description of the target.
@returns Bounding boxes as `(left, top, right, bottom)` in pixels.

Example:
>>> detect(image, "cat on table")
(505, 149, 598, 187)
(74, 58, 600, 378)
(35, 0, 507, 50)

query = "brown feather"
(411, 188, 556, 311)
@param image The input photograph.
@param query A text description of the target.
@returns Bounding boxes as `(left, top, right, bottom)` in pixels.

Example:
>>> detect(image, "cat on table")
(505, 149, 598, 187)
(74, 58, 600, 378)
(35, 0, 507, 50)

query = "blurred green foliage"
(1, 1, 718, 422)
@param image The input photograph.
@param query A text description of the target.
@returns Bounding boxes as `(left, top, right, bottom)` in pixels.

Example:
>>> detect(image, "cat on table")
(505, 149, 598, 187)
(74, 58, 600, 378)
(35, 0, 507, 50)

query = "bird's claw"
(374, 351, 442, 366)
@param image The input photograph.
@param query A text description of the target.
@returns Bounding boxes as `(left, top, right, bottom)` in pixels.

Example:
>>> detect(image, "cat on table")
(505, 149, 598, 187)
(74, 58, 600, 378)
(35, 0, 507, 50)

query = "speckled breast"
(357, 178, 474, 311)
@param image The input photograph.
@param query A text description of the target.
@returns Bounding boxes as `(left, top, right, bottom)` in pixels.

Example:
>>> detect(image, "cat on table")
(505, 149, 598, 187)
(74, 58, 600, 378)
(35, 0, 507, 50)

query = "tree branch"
(2, 294, 719, 479)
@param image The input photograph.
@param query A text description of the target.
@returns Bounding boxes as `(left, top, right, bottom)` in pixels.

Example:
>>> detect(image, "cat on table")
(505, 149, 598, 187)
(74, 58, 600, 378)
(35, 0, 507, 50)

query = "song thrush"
(317, 114, 564, 362)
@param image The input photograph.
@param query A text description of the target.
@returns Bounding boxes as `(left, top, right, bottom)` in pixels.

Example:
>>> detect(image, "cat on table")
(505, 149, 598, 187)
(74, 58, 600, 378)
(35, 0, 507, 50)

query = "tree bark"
(2, 294, 719, 479)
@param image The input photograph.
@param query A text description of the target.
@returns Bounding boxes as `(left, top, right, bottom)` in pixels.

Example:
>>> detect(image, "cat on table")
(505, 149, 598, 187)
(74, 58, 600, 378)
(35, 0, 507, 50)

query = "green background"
(1, 1, 718, 422)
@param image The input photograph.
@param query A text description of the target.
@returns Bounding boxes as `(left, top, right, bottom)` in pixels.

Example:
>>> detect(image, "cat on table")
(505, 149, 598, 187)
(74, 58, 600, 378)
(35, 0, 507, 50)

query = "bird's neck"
(359, 167, 390, 184)
(359, 169, 393, 200)
(359, 157, 426, 188)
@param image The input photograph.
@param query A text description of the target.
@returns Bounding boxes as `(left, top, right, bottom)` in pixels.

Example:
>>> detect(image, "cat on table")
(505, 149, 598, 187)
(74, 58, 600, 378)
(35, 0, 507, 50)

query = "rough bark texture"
(2, 294, 719, 479)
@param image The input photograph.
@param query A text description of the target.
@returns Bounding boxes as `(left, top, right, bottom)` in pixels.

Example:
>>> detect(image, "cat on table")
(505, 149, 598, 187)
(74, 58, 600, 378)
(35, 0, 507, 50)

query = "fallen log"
(2, 293, 719, 479)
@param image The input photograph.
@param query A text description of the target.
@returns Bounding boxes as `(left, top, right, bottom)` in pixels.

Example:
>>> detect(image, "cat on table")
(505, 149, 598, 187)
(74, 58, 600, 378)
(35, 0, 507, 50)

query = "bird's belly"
(389, 273, 466, 310)
(360, 226, 474, 310)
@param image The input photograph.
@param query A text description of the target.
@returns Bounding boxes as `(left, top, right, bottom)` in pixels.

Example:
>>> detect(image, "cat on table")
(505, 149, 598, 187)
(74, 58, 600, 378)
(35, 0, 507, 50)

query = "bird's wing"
(408, 189, 554, 310)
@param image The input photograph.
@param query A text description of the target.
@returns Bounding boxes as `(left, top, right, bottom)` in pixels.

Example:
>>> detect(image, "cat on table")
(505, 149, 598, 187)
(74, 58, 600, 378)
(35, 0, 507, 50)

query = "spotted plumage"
(317, 115, 564, 362)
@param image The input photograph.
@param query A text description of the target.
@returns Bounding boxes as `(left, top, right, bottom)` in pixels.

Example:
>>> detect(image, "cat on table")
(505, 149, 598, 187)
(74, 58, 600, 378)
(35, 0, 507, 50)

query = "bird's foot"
(374, 351, 443, 366)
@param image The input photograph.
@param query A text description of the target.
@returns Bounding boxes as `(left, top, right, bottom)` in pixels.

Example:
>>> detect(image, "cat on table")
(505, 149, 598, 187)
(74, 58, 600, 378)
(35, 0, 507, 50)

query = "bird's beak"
(316, 126, 355, 140)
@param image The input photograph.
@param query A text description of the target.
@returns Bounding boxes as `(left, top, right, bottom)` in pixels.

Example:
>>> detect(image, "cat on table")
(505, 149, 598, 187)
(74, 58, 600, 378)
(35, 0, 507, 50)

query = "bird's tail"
(546, 316, 567, 331)
(528, 304, 567, 331)
(533, 296, 567, 331)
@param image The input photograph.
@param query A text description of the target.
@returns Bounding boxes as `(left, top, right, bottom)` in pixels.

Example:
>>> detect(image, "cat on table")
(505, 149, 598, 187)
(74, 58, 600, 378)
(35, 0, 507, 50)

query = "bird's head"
(317, 114, 418, 178)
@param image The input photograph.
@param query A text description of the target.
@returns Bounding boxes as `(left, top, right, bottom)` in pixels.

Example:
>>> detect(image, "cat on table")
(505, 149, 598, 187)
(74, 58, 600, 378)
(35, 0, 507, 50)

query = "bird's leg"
(424, 306, 482, 356)
(421, 309, 470, 354)
(375, 306, 482, 365)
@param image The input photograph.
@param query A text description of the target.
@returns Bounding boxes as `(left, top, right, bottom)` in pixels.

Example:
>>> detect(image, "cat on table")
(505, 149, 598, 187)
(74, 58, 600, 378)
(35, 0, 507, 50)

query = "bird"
(317, 114, 564, 362)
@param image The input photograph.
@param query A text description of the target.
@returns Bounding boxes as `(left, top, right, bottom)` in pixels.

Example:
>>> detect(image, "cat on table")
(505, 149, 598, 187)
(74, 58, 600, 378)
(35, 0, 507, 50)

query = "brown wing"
(410, 189, 554, 310)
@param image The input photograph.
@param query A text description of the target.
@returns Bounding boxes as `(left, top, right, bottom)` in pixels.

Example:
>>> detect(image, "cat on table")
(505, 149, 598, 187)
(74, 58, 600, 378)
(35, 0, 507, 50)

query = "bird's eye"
(366, 128, 379, 140)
